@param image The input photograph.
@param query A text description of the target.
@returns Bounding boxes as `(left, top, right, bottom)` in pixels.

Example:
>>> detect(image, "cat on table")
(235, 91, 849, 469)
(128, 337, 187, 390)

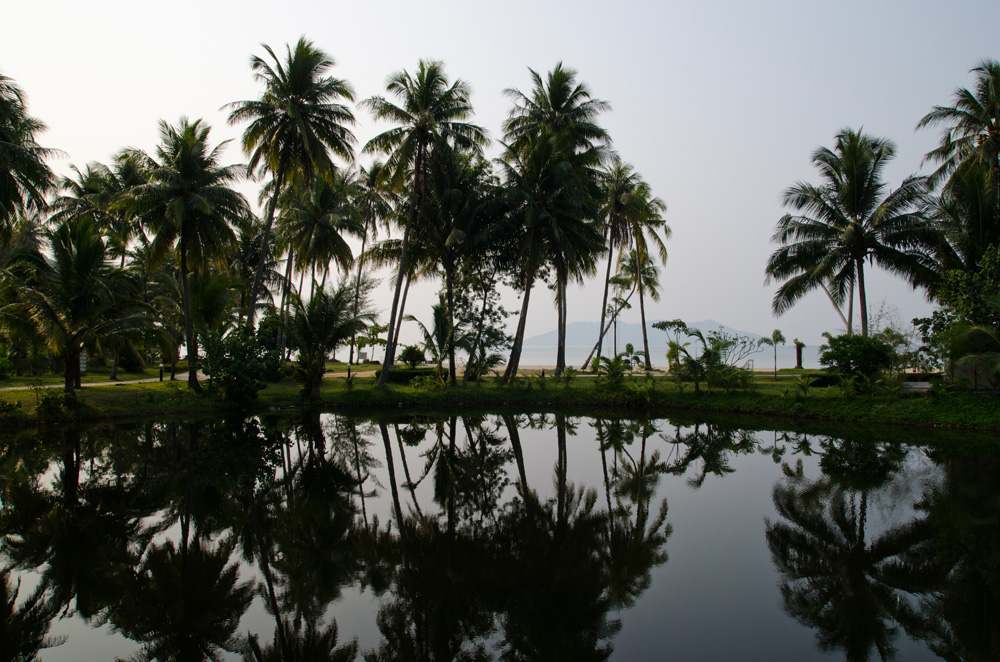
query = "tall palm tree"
(362, 59, 488, 388)
(349, 161, 395, 367)
(0, 72, 55, 223)
(764, 128, 935, 336)
(502, 63, 610, 377)
(226, 37, 356, 329)
(587, 158, 668, 370)
(917, 59, 1000, 187)
(499, 132, 597, 381)
(135, 117, 249, 391)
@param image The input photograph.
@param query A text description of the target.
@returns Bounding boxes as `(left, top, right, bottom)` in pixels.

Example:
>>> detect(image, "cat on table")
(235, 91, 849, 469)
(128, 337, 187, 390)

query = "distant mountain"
(523, 320, 764, 347)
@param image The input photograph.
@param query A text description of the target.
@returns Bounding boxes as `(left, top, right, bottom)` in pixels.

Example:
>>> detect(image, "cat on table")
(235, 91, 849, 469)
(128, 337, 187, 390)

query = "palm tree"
(349, 161, 395, 367)
(135, 117, 249, 391)
(502, 63, 610, 377)
(0, 72, 55, 223)
(361, 59, 488, 388)
(764, 129, 935, 336)
(226, 37, 356, 330)
(587, 158, 668, 370)
(760, 328, 786, 380)
(499, 131, 598, 381)
(925, 159, 1000, 279)
(917, 59, 1000, 187)
(276, 168, 362, 299)
(0, 218, 150, 401)
(284, 284, 369, 400)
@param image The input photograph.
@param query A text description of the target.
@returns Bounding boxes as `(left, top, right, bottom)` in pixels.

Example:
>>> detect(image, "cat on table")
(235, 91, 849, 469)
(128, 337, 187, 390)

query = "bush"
(373, 367, 439, 384)
(820, 334, 894, 380)
(398, 345, 426, 369)
(203, 332, 275, 405)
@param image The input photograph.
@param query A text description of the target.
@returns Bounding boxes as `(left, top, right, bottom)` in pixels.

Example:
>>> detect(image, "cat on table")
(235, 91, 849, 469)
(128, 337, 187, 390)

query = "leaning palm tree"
(361, 59, 488, 388)
(134, 118, 249, 391)
(764, 129, 936, 336)
(349, 161, 395, 367)
(0, 72, 56, 223)
(587, 158, 669, 370)
(226, 36, 356, 330)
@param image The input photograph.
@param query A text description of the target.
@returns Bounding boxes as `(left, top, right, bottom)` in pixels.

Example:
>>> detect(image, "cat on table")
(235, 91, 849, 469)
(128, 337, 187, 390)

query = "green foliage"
(820, 333, 893, 381)
(398, 344, 425, 370)
(202, 331, 270, 405)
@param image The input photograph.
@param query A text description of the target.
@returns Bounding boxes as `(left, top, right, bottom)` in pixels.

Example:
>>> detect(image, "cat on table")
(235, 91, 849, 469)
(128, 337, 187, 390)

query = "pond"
(1, 412, 997, 661)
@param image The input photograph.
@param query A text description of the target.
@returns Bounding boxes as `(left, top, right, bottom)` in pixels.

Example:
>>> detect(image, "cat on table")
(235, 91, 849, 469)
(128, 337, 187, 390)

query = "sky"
(3, 0, 998, 350)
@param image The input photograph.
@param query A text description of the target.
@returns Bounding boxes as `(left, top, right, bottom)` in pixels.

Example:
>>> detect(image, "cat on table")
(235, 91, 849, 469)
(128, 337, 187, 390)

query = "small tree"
(285, 286, 368, 400)
(760, 329, 786, 380)
(819, 333, 893, 382)
(398, 344, 425, 369)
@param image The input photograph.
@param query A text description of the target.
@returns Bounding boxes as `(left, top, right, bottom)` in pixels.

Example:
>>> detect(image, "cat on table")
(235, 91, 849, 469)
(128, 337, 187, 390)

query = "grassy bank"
(2, 370, 998, 434)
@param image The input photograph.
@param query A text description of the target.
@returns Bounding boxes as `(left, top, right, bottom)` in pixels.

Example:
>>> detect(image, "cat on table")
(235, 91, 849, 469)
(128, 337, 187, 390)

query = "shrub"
(819, 334, 893, 380)
(203, 332, 271, 405)
(398, 345, 426, 369)
(374, 367, 438, 384)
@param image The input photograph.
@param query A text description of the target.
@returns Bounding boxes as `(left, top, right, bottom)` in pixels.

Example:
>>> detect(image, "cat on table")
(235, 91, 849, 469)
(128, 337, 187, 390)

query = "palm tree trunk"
(503, 271, 535, 383)
(349, 227, 370, 367)
(592, 244, 614, 369)
(857, 258, 868, 336)
(637, 266, 652, 370)
(556, 276, 566, 377)
(378, 204, 414, 388)
(378, 146, 425, 389)
(246, 157, 287, 331)
(180, 238, 200, 392)
(445, 257, 457, 384)
(63, 345, 79, 402)
(394, 274, 413, 354)
(277, 248, 294, 357)
(847, 280, 855, 336)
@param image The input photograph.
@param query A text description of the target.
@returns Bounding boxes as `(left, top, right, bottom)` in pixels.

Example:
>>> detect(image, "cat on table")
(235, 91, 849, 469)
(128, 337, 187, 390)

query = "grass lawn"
(2, 367, 997, 438)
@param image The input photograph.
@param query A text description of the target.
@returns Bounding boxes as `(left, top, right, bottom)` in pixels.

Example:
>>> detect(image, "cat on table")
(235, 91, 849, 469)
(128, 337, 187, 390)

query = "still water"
(1, 413, 996, 661)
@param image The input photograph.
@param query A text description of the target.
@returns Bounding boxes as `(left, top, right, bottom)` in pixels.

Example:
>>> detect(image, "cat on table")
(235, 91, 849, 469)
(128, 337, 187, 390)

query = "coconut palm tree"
(226, 37, 356, 329)
(276, 168, 363, 298)
(917, 59, 1000, 187)
(502, 63, 610, 377)
(499, 131, 600, 381)
(134, 118, 249, 391)
(587, 158, 668, 369)
(0, 72, 55, 223)
(361, 59, 488, 388)
(0, 218, 150, 401)
(284, 284, 369, 400)
(349, 161, 396, 367)
(925, 159, 1000, 279)
(765, 129, 936, 336)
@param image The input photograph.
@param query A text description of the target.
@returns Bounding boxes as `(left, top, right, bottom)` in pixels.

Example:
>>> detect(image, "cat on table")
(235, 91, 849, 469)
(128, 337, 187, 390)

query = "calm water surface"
(1, 413, 996, 661)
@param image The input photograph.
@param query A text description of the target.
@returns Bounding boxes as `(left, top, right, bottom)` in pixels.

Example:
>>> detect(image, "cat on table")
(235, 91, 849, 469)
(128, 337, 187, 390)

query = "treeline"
(0, 38, 668, 400)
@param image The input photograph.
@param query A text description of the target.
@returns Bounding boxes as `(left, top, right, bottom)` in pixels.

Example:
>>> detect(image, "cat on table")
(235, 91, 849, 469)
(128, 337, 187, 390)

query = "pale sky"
(4, 0, 997, 348)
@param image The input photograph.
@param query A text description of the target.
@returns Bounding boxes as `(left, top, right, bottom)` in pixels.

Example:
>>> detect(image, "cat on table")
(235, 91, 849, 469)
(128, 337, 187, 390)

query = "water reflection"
(0, 414, 996, 661)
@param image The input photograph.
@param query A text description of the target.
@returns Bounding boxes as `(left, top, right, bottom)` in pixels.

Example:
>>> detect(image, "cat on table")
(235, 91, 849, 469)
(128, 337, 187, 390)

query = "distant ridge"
(523, 320, 764, 347)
